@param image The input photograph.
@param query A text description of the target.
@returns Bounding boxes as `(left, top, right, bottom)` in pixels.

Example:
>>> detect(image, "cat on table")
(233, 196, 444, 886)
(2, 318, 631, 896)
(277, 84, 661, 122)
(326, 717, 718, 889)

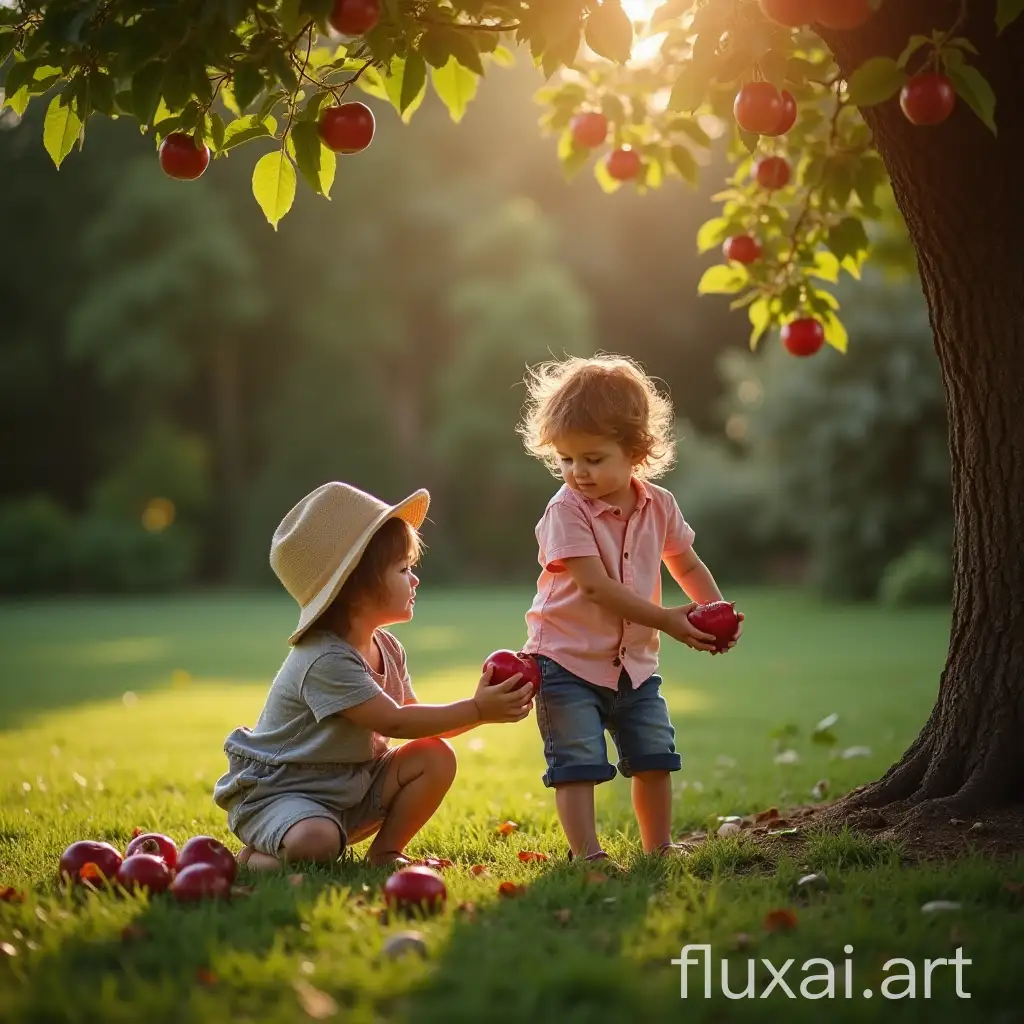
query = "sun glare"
(621, 0, 664, 22)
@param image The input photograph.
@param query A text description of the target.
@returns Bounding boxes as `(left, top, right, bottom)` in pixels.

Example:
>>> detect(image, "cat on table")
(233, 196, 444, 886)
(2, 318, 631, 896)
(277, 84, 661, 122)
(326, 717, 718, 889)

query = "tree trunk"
(825, 1, 1024, 816)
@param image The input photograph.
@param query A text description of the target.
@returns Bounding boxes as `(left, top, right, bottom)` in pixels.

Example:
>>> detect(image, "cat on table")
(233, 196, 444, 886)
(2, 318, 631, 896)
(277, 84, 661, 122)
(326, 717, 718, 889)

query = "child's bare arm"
(401, 695, 479, 739)
(343, 670, 532, 738)
(561, 555, 717, 652)
(663, 548, 724, 604)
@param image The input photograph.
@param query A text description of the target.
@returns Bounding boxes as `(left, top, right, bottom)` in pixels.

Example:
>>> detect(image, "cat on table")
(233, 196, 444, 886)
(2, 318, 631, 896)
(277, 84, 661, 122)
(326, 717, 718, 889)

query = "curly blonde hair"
(517, 354, 677, 479)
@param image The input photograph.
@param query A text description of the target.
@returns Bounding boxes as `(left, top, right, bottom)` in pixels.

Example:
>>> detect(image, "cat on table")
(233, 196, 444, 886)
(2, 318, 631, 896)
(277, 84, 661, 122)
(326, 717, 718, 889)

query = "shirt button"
(613, 508, 621, 515)
(613, 657, 621, 667)
(624, 552, 629, 559)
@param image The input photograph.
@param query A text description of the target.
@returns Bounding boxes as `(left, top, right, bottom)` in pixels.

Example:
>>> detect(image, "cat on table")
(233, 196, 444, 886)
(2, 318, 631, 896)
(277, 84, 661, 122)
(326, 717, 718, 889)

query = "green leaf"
(809, 250, 840, 283)
(585, 2, 633, 63)
(221, 114, 277, 150)
(748, 297, 771, 349)
(737, 128, 759, 155)
(162, 55, 194, 112)
(847, 56, 906, 107)
(445, 29, 485, 76)
(489, 45, 516, 68)
(947, 64, 997, 134)
(697, 264, 748, 295)
(696, 217, 731, 254)
(252, 150, 296, 230)
(827, 216, 870, 262)
(3, 59, 41, 98)
(430, 57, 478, 123)
(670, 145, 698, 186)
(209, 112, 226, 151)
(896, 35, 930, 70)
(668, 116, 711, 147)
(0, 31, 17, 64)
(822, 310, 848, 353)
(290, 119, 335, 197)
(388, 53, 427, 115)
(996, 0, 1024, 32)
(668, 66, 705, 112)
(557, 130, 591, 181)
(43, 94, 82, 169)
(418, 29, 452, 69)
(131, 61, 164, 125)
(233, 62, 264, 112)
(88, 71, 116, 116)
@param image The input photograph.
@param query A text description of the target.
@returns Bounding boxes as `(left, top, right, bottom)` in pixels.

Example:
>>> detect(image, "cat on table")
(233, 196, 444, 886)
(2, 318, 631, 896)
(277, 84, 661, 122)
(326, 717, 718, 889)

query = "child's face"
(554, 432, 635, 502)
(367, 553, 420, 627)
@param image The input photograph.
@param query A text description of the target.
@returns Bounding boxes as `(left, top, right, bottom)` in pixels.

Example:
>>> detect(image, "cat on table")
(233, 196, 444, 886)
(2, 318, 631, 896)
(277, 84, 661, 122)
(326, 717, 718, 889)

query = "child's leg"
(554, 782, 602, 858)
(630, 771, 672, 853)
(238, 816, 344, 871)
(365, 737, 457, 865)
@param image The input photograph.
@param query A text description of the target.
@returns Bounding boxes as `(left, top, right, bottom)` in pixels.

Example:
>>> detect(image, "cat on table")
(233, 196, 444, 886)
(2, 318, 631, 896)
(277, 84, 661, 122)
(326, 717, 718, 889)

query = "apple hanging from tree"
(318, 102, 375, 153)
(605, 146, 642, 181)
(767, 90, 798, 136)
(782, 317, 825, 356)
(158, 133, 210, 181)
(570, 112, 609, 149)
(483, 649, 541, 697)
(722, 235, 762, 264)
(900, 74, 956, 126)
(328, 0, 380, 36)
(124, 832, 177, 870)
(733, 82, 784, 135)
(176, 836, 237, 884)
(117, 853, 173, 895)
(758, 0, 816, 26)
(813, 0, 874, 30)
(383, 865, 447, 916)
(754, 156, 791, 190)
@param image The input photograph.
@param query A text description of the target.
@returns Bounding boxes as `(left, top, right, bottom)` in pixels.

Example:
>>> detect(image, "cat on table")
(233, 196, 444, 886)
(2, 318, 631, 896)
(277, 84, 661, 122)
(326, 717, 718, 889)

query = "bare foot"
(654, 841, 693, 858)
(237, 845, 282, 871)
(366, 849, 411, 868)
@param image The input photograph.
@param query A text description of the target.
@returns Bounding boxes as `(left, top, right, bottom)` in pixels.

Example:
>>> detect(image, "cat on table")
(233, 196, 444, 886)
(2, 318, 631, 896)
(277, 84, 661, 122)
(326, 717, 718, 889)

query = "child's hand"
(661, 604, 719, 653)
(472, 666, 534, 724)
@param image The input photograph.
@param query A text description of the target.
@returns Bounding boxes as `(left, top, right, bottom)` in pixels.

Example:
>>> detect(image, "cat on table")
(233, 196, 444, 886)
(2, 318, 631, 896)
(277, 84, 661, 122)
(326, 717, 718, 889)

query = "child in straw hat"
(214, 481, 533, 870)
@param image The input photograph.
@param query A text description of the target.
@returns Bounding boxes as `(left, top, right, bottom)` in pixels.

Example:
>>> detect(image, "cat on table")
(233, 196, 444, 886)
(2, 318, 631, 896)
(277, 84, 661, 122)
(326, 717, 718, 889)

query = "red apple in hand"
(171, 863, 231, 903)
(383, 865, 447, 915)
(177, 836, 237, 884)
(483, 650, 541, 697)
(687, 601, 741, 654)
(117, 853, 173, 895)
(59, 841, 123, 885)
(124, 832, 177, 870)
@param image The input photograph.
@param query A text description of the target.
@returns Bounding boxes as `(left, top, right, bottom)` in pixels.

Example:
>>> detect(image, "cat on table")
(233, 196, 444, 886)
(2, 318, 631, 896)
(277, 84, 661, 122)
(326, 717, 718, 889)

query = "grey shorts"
(213, 747, 398, 857)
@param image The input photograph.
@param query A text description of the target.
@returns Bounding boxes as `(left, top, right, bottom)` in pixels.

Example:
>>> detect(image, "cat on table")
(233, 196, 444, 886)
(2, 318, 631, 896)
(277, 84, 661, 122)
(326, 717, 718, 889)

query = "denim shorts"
(534, 655, 682, 788)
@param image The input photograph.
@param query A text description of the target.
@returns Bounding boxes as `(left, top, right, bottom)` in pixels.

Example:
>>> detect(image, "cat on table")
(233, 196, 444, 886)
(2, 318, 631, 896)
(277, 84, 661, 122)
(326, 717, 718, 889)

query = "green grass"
(1, 587, 1022, 1022)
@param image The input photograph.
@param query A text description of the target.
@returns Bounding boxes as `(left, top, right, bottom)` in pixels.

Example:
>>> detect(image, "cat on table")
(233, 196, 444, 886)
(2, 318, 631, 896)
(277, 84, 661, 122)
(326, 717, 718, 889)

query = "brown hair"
(517, 354, 676, 479)
(320, 517, 422, 633)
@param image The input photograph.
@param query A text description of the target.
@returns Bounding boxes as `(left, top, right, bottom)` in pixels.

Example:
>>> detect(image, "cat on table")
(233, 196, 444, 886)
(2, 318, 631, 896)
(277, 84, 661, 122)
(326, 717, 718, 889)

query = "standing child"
(517, 355, 742, 863)
(214, 481, 532, 870)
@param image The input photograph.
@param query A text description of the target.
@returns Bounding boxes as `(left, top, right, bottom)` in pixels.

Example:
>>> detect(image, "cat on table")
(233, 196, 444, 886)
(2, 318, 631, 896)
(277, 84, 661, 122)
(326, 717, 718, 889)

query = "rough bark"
(825, 0, 1024, 817)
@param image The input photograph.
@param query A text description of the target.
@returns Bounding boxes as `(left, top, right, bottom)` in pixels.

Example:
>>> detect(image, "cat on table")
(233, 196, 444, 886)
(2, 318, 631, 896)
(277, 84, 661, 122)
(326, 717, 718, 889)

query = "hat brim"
(287, 488, 430, 645)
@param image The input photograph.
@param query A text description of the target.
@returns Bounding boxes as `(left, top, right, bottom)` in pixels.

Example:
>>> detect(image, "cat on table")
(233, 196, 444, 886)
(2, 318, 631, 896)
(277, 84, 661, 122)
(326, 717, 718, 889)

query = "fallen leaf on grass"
(518, 851, 549, 863)
(79, 862, 103, 883)
(195, 968, 218, 987)
(469, 864, 489, 877)
(496, 821, 519, 836)
(120, 923, 148, 944)
(294, 979, 338, 1019)
(755, 807, 780, 823)
(767, 827, 800, 838)
(497, 881, 527, 898)
(455, 901, 477, 919)
(763, 908, 799, 932)
(131, 827, 144, 839)
(413, 857, 452, 870)
(0, 888, 25, 903)
(553, 908, 573, 925)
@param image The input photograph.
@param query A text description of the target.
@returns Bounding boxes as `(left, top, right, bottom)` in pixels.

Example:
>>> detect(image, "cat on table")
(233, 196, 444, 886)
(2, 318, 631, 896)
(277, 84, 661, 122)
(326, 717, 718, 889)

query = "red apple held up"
(117, 853, 173, 895)
(59, 841, 123, 885)
(754, 155, 791, 190)
(782, 317, 825, 356)
(813, 0, 873, 30)
(383, 865, 447, 916)
(733, 82, 784, 135)
(318, 102, 375, 153)
(570, 111, 609, 149)
(171, 863, 231, 903)
(900, 74, 956, 126)
(722, 235, 762, 265)
(687, 601, 741, 653)
(124, 832, 178, 870)
(176, 836, 237, 884)
(483, 650, 541, 697)
(158, 133, 210, 181)
(605, 146, 642, 181)
(758, 0, 816, 26)
(328, 0, 381, 36)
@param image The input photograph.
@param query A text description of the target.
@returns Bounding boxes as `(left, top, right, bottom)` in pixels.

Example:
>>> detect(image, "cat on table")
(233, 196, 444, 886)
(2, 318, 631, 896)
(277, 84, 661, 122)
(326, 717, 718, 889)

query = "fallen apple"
(171, 863, 231, 902)
(124, 832, 177, 870)
(59, 840, 123, 885)
(383, 865, 447, 916)
(117, 853, 173, 895)
(176, 836, 237, 884)
(482, 650, 541, 697)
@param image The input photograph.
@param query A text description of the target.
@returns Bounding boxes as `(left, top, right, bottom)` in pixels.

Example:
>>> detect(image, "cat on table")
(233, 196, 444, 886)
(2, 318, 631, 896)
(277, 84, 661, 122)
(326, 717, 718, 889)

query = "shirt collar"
(575, 477, 650, 517)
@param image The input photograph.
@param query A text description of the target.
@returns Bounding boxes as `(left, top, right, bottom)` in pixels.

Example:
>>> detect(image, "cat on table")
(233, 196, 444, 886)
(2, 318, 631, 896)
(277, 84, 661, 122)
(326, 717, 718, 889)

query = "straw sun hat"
(270, 481, 430, 645)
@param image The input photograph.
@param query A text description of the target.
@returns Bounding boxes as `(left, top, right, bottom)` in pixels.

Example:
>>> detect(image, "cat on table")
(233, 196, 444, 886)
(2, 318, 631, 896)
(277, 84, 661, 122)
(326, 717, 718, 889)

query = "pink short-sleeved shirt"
(522, 479, 695, 689)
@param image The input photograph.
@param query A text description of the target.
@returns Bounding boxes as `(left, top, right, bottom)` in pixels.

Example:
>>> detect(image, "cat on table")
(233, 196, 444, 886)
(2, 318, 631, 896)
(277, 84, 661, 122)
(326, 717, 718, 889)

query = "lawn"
(1, 587, 1022, 1022)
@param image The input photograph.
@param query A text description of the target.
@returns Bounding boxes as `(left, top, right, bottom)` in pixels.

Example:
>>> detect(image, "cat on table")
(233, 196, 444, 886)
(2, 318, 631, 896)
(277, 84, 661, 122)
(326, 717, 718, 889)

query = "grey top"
(222, 628, 415, 767)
